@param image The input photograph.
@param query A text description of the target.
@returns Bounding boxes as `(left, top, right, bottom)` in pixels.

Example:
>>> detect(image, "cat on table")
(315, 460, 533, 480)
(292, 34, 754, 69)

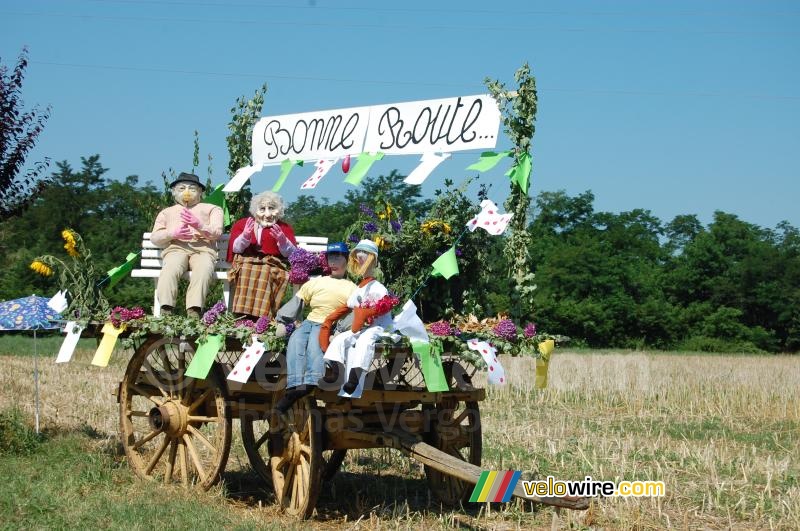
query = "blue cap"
(326, 241, 349, 255)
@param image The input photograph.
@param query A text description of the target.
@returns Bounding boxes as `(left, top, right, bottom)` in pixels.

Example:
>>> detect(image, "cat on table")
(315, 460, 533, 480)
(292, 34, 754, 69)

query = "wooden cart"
(116, 333, 588, 518)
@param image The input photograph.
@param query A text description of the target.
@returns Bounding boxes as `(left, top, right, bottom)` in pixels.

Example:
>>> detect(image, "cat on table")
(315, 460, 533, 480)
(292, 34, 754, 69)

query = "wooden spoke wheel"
(119, 335, 231, 490)
(269, 396, 322, 518)
(241, 410, 346, 487)
(321, 449, 347, 482)
(424, 398, 482, 505)
(240, 409, 273, 486)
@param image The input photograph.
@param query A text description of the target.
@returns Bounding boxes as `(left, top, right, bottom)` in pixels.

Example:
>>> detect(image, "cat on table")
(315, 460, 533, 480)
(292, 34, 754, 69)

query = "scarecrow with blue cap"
(319, 238, 394, 398)
(273, 241, 357, 415)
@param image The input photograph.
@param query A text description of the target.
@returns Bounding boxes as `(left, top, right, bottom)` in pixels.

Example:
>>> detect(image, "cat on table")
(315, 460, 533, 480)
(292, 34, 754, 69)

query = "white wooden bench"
(132, 232, 328, 316)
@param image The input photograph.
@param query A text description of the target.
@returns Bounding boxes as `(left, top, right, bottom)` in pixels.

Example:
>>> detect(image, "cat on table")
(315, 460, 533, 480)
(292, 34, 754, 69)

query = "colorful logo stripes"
(469, 470, 522, 502)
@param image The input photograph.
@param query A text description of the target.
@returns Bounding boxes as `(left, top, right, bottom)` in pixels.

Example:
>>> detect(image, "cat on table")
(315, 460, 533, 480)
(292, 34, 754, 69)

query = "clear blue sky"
(2, 0, 798, 229)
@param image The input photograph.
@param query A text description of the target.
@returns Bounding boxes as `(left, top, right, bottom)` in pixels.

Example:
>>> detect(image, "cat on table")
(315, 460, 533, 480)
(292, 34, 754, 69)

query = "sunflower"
(420, 220, 452, 236)
(62, 229, 80, 257)
(374, 236, 389, 250)
(30, 260, 54, 277)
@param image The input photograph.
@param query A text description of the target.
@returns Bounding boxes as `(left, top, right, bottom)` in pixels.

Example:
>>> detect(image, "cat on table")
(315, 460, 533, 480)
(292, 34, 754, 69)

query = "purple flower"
(390, 220, 402, 233)
(289, 248, 321, 284)
(284, 322, 296, 337)
(255, 316, 271, 334)
(455, 248, 463, 257)
(429, 320, 454, 337)
(359, 203, 377, 218)
(202, 309, 219, 325)
(201, 301, 226, 324)
(235, 319, 256, 329)
(348, 233, 359, 243)
(493, 319, 518, 341)
(524, 322, 537, 338)
(363, 222, 378, 233)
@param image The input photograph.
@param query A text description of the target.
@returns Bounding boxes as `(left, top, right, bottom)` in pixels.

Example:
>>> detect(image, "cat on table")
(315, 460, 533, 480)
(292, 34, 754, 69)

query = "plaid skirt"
(228, 254, 289, 318)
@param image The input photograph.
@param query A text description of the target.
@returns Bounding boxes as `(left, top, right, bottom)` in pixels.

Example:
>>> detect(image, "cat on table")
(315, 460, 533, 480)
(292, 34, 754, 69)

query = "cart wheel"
(119, 335, 232, 490)
(240, 410, 273, 487)
(269, 396, 322, 518)
(424, 398, 482, 505)
(321, 449, 348, 482)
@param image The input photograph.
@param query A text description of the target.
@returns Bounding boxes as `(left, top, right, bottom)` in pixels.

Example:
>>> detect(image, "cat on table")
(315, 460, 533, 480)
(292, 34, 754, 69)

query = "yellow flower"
(61, 229, 76, 246)
(420, 220, 452, 235)
(375, 236, 389, 250)
(30, 260, 54, 277)
(61, 229, 80, 257)
(64, 242, 79, 257)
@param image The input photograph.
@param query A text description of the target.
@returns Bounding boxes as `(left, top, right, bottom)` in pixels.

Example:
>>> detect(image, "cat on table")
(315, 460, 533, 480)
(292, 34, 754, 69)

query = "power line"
(4, 10, 798, 35)
(84, 0, 800, 19)
(31, 60, 800, 101)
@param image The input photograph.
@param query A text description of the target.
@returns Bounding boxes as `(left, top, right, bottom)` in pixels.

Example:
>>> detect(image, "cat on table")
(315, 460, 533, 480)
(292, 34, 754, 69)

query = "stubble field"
(1, 340, 798, 530)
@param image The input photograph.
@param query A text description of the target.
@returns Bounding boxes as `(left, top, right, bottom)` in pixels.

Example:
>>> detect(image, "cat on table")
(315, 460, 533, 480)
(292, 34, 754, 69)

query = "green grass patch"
(0, 430, 282, 529)
(0, 407, 44, 456)
(0, 333, 97, 357)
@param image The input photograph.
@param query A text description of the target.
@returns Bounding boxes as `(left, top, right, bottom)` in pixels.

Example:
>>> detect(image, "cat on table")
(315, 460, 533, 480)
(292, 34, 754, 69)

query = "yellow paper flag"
(91, 322, 126, 367)
(535, 339, 555, 389)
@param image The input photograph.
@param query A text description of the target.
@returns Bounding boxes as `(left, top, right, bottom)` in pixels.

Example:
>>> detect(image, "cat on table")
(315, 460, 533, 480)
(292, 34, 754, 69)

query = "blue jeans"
(285, 319, 323, 388)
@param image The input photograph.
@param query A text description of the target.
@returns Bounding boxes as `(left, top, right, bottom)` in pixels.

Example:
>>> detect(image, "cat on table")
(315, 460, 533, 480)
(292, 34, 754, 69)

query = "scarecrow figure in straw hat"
(319, 238, 395, 398)
(150, 172, 223, 318)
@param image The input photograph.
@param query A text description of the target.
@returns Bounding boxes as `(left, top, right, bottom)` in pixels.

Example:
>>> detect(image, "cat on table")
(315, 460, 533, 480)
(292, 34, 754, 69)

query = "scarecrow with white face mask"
(319, 239, 394, 398)
(150, 173, 223, 318)
(226, 191, 298, 319)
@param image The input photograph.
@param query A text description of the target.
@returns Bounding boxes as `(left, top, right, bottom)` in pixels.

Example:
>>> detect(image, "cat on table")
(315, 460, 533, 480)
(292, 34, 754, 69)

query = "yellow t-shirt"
(296, 276, 357, 323)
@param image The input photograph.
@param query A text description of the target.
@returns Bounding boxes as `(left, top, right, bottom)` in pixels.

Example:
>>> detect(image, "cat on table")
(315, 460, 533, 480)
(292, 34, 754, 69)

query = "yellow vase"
(535, 339, 555, 389)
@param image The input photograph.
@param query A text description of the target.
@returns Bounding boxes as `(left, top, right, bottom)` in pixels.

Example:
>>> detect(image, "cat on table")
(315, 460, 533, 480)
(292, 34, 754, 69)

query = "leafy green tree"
(0, 48, 51, 220)
(485, 63, 538, 321)
(226, 84, 267, 221)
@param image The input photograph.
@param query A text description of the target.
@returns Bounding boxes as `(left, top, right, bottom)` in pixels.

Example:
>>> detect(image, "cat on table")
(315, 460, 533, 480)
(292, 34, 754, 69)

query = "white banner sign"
(250, 94, 500, 166)
(363, 95, 501, 154)
(251, 105, 371, 166)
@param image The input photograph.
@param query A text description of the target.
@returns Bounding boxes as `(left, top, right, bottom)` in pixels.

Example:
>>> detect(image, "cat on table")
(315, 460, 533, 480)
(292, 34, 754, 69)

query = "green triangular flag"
(431, 246, 459, 279)
(344, 152, 384, 186)
(411, 340, 449, 392)
(505, 152, 532, 193)
(466, 150, 512, 172)
(272, 160, 304, 192)
(204, 184, 231, 228)
(106, 252, 138, 289)
(184, 335, 224, 379)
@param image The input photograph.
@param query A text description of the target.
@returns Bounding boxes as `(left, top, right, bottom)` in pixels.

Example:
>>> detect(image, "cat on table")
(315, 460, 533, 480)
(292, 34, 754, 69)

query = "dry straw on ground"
(1, 346, 798, 529)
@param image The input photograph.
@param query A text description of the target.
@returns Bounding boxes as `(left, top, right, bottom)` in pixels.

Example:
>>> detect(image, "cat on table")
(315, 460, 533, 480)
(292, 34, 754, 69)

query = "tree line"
(0, 156, 797, 353)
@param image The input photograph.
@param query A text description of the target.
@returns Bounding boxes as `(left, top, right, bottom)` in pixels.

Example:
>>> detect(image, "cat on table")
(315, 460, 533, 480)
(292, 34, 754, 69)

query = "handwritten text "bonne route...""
(374, 97, 490, 150)
(262, 113, 361, 160)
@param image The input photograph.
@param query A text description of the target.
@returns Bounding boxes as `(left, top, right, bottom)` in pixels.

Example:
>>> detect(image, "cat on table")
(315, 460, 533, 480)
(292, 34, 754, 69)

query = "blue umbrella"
(0, 294, 63, 433)
(0, 295, 62, 331)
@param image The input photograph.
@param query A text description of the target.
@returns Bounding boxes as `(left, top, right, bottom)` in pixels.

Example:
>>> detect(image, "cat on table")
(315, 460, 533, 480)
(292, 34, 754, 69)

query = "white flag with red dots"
(466, 199, 513, 236)
(228, 338, 266, 383)
(466, 338, 506, 385)
(300, 159, 337, 190)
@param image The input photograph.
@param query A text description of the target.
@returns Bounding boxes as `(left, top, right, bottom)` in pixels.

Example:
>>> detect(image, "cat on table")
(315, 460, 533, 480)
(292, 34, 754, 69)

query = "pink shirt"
(150, 203, 223, 248)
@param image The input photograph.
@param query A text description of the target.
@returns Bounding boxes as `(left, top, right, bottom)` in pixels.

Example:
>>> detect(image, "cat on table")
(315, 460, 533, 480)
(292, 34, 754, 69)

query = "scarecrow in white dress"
(319, 239, 395, 398)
